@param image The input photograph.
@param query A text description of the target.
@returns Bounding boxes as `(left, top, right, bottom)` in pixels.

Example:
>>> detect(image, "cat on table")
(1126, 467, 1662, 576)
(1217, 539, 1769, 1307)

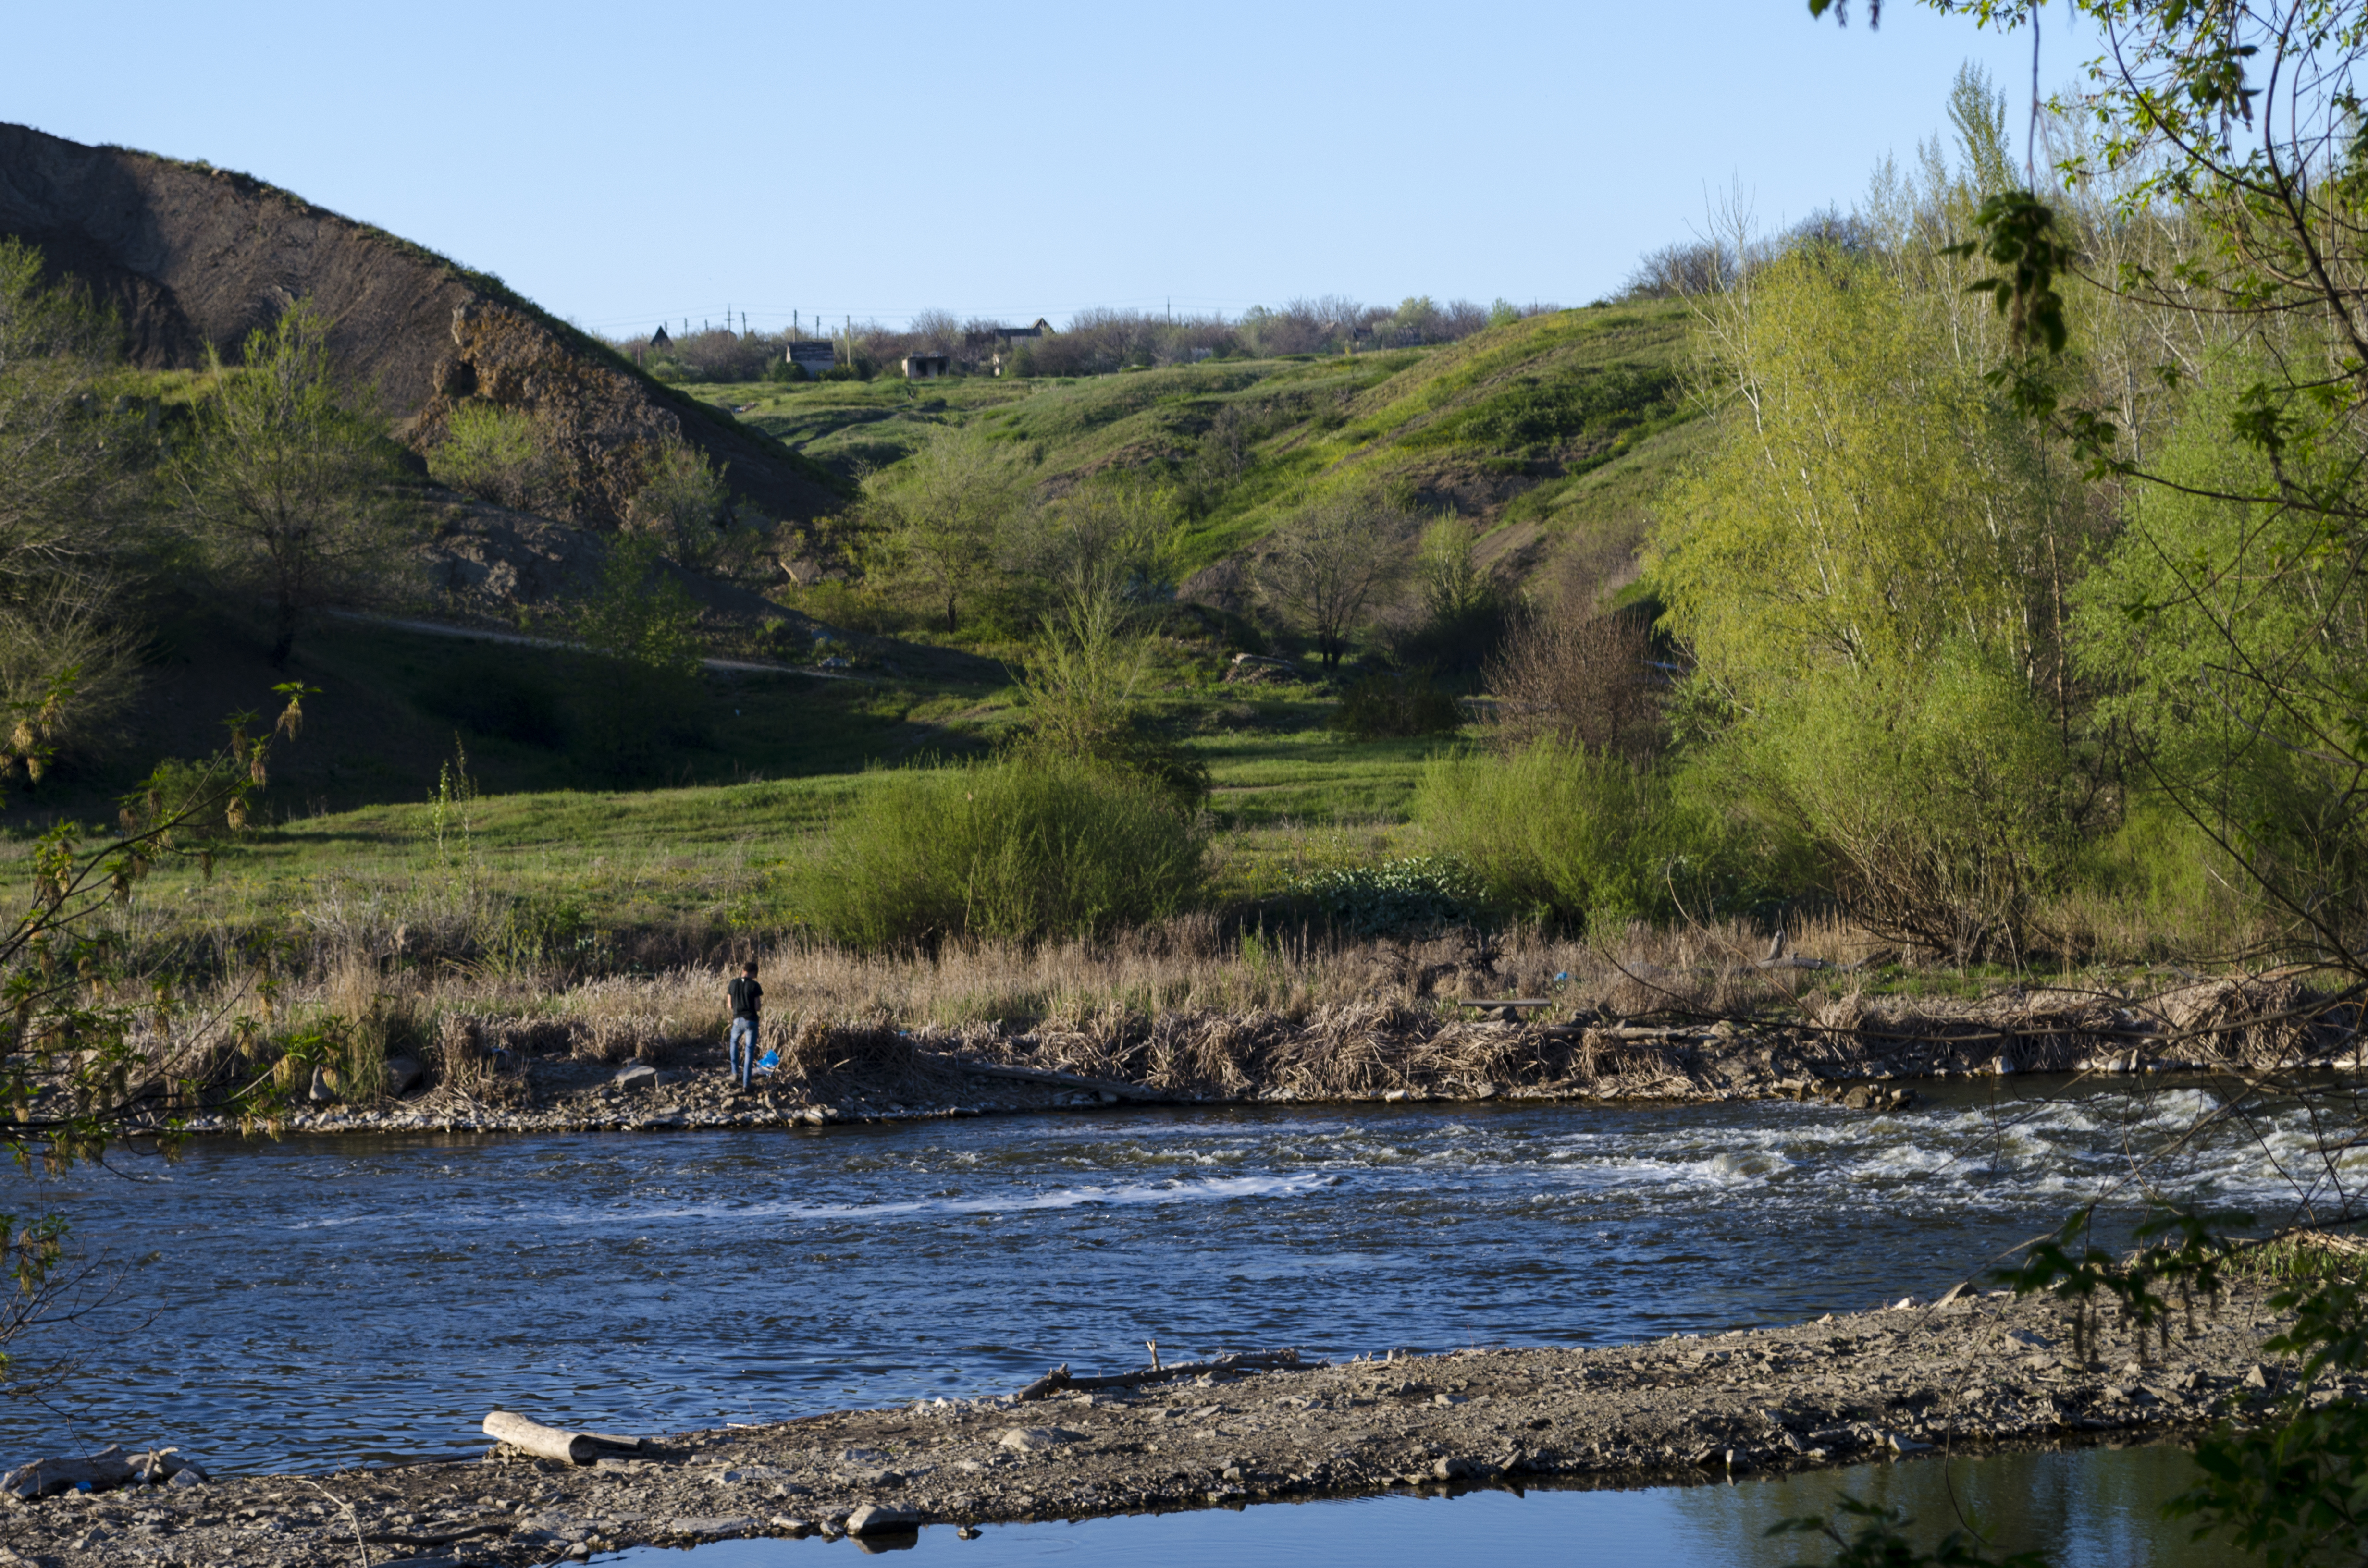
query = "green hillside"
(696, 301, 1706, 585)
(3, 304, 1710, 837)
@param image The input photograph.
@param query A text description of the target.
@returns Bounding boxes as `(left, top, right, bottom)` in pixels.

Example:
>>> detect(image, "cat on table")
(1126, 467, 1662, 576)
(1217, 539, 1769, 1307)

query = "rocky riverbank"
(0, 1282, 2303, 1566)
(145, 970, 2346, 1141)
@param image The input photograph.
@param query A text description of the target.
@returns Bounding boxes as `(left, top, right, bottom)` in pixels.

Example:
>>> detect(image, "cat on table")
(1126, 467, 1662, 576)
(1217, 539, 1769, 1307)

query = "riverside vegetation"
(5, 10, 2368, 1562)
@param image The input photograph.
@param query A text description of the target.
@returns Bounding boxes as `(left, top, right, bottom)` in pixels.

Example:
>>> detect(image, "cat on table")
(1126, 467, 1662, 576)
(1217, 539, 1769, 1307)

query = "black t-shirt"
(728, 975, 763, 1019)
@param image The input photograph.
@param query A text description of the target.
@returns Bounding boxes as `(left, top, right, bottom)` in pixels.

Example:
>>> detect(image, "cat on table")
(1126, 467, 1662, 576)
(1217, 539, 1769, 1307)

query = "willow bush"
(789, 757, 1209, 949)
(1415, 740, 1691, 932)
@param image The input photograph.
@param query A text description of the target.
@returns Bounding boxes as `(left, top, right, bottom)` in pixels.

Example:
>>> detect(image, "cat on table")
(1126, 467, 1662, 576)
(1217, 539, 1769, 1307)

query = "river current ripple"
(0, 1076, 2343, 1472)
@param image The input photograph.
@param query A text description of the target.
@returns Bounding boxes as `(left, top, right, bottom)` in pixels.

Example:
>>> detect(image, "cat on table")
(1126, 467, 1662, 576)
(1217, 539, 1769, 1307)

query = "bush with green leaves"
(625, 441, 735, 571)
(1415, 738, 1721, 931)
(1290, 855, 1484, 936)
(572, 534, 706, 779)
(177, 299, 414, 666)
(1739, 645, 2084, 963)
(790, 756, 1209, 948)
(429, 403, 563, 514)
(1011, 595, 1209, 811)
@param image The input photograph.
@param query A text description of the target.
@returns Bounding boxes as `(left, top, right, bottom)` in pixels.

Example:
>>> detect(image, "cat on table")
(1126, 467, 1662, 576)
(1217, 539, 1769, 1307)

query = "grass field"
(11, 673, 1460, 965)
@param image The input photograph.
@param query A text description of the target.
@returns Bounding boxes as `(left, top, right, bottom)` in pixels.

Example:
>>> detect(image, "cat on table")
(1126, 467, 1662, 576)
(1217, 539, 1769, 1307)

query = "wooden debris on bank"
(0, 1445, 207, 1498)
(1014, 1348, 1311, 1402)
(482, 1410, 644, 1465)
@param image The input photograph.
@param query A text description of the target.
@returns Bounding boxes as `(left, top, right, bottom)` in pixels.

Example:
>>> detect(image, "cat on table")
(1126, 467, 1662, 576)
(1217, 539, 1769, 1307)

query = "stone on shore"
(845, 1503, 922, 1536)
(997, 1427, 1080, 1450)
(668, 1514, 757, 1539)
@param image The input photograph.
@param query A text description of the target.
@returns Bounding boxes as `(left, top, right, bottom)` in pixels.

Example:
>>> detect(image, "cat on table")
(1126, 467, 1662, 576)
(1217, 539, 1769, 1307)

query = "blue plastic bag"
(755, 1048, 780, 1073)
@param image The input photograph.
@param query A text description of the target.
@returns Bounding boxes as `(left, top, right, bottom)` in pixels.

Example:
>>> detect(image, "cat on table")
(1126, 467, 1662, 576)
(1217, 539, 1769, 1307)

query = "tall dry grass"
(113, 909, 1925, 1103)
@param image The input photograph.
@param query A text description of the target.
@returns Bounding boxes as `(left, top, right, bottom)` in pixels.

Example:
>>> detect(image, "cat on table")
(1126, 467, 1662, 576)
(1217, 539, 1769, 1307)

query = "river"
(0, 1073, 2328, 1480)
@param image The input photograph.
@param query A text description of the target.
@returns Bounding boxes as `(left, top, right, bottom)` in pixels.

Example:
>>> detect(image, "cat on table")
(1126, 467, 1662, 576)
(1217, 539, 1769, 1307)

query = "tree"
(572, 533, 704, 780)
(178, 300, 413, 665)
(1011, 594, 1208, 811)
(1782, 4, 2368, 1560)
(0, 239, 148, 755)
(624, 439, 737, 572)
(1255, 489, 1416, 668)
(859, 426, 1031, 633)
(1485, 609, 1659, 762)
(1003, 477, 1178, 616)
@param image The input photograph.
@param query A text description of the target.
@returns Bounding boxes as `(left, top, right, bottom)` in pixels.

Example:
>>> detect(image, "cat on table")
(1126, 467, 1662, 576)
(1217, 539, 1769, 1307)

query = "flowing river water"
(0, 1074, 2344, 1563)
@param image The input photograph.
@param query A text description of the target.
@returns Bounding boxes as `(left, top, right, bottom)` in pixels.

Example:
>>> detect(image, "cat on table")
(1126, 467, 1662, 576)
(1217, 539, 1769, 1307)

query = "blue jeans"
(728, 1016, 758, 1088)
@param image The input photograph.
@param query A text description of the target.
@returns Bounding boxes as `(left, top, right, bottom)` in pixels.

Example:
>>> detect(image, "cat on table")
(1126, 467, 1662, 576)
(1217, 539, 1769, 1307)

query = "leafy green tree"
(0, 680, 309, 1378)
(177, 301, 414, 665)
(1415, 516, 1493, 626)
(1003, 477, 1177, 617)
(859, 426, 1031, 633)
(580, 532, 701, 677)
(1011, 594, 1208, 811)
(625, 439, 736, 572)
(1255, 487, 1416, 668)
(2074, 357, 2368, 942)
(0, 239, 149, 754)
(1786, 6, 2368, 1563)
(1647, 227, 2092, 956)
(572, 533, 704, 780)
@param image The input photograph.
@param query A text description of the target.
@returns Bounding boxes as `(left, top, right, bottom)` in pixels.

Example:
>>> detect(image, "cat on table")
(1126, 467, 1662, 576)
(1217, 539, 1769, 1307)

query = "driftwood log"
(0, 1444, 205, 1498)
(481, 1411, 643, 1465)
(1014, 1348, 1310, 1402)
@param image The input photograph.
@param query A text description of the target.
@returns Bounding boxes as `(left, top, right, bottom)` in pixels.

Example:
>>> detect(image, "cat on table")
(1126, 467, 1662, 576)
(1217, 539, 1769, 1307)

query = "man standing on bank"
(727, 959, 763, 1091)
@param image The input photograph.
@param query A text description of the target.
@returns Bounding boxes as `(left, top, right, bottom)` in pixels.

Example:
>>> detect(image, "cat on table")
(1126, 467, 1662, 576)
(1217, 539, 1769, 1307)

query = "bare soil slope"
(0, 123, 843, 524)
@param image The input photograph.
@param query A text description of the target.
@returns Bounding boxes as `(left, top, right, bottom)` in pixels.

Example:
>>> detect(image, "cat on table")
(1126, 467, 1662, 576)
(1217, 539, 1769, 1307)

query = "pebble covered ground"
(0, 1280, 2304, 1567)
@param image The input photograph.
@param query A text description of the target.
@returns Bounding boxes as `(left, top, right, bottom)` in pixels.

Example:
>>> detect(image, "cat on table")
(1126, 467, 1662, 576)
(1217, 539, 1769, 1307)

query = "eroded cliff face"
(410, 299, 758, 528)
(0, 122, 840, 524)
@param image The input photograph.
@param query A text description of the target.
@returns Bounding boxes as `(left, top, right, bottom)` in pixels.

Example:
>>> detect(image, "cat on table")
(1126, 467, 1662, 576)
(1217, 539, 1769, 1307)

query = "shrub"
(790, 757, 1209, 948)
(1011, 596, 1210, 811)
(1415, 739, 1689, 931)
(1330, 672, 1463, 739)
(1744, 646, 2081, 962)
(625, 441, 736, 571)
(1485, 608, 1659, 760)
(1291, 856, 1484, 935)
(429, 404, 563, 514)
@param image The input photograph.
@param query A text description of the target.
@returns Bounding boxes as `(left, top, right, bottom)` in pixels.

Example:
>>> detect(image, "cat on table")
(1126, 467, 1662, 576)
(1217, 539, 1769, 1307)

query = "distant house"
(961, 318, 1054, 350)
(785, 340, 837, 377)
(650, 324, 673, 351)
(903, 353, 950, 380)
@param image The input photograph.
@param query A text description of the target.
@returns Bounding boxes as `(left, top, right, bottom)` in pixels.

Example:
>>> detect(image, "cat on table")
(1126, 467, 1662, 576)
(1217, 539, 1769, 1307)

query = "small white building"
(785, 341, 837, 377)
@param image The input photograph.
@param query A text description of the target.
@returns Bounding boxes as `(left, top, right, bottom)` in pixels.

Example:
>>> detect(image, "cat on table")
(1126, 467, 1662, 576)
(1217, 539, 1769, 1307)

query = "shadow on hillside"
(0, 610, 996, 831)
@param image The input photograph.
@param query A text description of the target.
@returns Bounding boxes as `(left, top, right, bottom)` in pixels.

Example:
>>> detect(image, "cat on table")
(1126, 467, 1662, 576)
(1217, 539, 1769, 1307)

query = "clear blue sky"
(5, 0, 2083, 337)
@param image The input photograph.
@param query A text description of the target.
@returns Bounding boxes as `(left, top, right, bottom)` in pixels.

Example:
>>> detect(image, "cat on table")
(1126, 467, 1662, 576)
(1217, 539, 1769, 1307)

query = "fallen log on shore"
(481, 1410, 643, 1465)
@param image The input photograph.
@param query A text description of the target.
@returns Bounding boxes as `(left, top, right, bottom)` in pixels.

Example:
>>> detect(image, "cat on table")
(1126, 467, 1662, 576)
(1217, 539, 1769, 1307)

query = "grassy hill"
(696, 300, 1707, 586)
(0, 303, 1711, 841)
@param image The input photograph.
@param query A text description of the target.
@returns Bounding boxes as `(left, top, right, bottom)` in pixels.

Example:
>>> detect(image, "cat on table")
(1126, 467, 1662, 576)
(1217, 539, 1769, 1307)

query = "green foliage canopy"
(177, 300, 414, 665)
